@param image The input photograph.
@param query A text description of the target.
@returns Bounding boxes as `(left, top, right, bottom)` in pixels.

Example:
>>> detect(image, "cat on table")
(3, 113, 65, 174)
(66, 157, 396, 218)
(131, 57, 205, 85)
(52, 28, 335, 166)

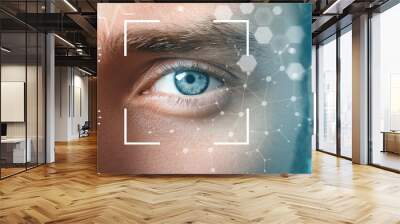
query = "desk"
(382, 131, 400, 154)
(1, 138, 31, 163)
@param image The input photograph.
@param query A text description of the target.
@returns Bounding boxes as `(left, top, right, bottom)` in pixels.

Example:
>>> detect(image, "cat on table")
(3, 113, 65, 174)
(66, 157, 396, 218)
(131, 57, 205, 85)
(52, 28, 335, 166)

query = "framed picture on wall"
(1, 81, 25, 122)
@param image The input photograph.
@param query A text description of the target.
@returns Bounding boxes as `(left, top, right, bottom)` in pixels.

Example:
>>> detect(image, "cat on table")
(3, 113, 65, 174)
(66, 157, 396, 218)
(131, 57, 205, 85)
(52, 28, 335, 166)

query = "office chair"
(79, 121, 90, 138)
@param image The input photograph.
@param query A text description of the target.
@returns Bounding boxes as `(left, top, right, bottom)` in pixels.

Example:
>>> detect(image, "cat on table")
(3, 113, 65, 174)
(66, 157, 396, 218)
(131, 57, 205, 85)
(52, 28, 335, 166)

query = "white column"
(55, 67, 74, 141)
(46, 32, 55, 163)
(352, 14, 369, 164)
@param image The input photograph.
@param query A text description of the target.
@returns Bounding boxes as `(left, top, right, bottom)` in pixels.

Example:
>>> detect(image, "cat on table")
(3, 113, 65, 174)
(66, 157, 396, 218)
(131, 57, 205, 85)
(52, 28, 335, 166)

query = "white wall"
(54, 67, 89, 141)
(55, 67, 70, 141)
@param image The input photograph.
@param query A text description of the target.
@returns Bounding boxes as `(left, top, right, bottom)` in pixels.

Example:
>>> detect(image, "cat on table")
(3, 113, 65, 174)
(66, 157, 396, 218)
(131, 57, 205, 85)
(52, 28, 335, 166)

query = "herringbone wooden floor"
(1, 135, 400, 224)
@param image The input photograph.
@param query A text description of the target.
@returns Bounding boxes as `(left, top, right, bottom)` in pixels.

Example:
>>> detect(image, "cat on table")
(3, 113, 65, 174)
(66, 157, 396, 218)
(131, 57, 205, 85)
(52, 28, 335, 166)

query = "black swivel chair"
(78, 121, 90, 138)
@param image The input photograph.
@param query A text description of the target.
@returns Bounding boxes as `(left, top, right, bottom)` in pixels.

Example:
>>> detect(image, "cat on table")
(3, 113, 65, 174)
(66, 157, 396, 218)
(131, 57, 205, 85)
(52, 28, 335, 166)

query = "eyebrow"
(116, 21, 255, 54)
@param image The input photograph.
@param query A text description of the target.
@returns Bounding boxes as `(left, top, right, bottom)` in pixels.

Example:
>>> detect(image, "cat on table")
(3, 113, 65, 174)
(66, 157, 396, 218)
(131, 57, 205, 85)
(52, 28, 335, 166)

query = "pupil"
(185, 74, 195, 84)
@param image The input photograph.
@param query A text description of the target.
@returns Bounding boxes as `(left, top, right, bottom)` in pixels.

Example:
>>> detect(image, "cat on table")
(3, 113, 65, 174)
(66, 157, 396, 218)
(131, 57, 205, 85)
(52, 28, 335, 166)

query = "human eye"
(130, 59, 239, 117)
(153, 62, 223, 96)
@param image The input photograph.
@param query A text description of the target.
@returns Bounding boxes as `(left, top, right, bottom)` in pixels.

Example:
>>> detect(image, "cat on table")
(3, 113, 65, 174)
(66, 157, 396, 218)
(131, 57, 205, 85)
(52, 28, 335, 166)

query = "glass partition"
(0, 1, 46, 179)
(1, 30, 28, 177)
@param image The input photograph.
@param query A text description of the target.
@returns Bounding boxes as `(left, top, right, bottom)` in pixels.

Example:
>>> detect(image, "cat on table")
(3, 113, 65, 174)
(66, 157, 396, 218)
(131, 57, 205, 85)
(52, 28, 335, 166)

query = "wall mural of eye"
(97, 3, 312, 175)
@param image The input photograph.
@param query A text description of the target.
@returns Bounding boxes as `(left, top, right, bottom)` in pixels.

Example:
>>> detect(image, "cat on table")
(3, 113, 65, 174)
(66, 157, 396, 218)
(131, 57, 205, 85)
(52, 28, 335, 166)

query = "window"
(390, 74, 400, 130)
(317, 36, 337, 154)
(339, 28, 352, 158)
(371, 3, 400, 171)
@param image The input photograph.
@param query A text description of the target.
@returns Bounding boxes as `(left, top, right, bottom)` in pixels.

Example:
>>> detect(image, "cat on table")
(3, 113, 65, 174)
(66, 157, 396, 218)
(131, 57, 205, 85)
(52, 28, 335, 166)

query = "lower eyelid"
(132, 89, 232, 117)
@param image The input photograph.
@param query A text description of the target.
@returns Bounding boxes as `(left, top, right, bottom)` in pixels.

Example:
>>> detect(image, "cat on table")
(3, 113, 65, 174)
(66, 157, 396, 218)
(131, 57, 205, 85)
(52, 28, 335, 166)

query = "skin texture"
(97, 3, 309, 174)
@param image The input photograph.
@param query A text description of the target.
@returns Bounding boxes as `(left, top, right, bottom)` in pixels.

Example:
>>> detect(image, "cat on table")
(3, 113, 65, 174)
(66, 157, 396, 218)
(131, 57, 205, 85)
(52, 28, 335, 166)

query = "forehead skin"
(98, 3, 240, 41)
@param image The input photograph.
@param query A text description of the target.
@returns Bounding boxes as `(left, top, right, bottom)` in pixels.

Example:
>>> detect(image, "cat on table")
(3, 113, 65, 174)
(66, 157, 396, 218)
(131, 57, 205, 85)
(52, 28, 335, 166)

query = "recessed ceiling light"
(63, 0, 78, 12)
(54, 34, 75, 48)
(1, 47, 11, 53)
(78, 67, 93, 76)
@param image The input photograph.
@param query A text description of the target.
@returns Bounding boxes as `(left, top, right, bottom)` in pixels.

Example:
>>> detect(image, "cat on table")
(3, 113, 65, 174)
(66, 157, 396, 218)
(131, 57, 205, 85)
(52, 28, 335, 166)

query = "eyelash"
(163, 61, 216, 75)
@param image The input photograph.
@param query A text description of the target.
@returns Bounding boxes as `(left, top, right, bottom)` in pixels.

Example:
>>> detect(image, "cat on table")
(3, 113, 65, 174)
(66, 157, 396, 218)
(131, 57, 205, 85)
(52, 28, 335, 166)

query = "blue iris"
(174, 70, 209, 95)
